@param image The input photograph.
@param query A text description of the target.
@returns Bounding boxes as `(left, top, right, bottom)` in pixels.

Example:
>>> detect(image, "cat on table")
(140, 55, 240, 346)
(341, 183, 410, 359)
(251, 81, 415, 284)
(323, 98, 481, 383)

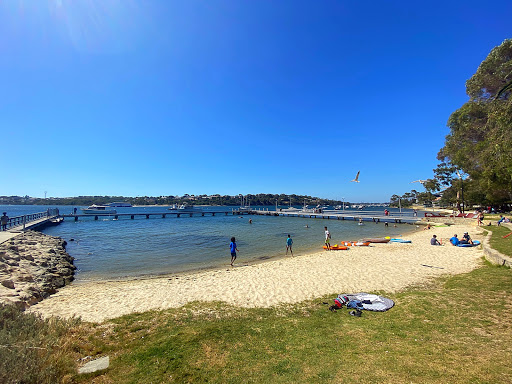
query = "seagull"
(351, 170, 360, 183)
(410, 180, 427, 184)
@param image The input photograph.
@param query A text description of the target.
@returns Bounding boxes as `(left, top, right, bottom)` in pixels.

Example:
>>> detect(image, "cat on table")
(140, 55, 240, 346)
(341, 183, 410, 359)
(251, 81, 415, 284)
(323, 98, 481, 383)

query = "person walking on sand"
(286, 234, 293, 255)
(1, 212, 8, 231)
(430, 234, 441, 245)
(229, 237, 239, 266)
(324, 226, 331, 250)
(477, 211, 484, 226)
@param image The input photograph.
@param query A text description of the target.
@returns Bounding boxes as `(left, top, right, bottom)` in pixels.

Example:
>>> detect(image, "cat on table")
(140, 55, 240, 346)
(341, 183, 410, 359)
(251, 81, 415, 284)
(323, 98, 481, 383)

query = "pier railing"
(2, 209, 59, 231)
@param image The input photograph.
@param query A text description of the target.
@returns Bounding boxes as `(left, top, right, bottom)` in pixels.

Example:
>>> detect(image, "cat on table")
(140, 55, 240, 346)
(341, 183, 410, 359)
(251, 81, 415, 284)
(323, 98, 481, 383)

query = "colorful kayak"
(362, 237, 391, 243)
(457, 240, 480, 247)
(323, 245, 349, 250)
(389, 239, 412, 243)
(340, 241, 371, 247)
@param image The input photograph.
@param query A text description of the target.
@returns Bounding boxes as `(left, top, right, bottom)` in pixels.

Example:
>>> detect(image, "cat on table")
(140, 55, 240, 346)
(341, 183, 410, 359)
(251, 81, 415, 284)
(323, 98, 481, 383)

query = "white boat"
(81, 205, 117, 215)
(168, 204, 201, 212)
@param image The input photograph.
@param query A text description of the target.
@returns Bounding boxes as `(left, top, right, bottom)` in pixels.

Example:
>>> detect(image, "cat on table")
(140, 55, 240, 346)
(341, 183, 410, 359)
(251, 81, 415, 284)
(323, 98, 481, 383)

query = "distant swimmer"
(304, 224, 309, 228)
(249, 219, 252, 224)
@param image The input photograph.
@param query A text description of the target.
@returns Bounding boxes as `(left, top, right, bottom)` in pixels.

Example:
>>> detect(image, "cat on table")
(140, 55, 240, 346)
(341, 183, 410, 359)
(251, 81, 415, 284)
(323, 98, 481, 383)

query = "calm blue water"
(1, 205, 420, 282)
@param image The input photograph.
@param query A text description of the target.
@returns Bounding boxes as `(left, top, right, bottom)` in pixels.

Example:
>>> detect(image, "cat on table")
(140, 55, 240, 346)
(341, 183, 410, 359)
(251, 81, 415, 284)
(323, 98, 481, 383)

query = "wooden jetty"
(0, 210, 61, 244)
(61, 210, 251, 221)
(60, 208, 421, 225)
(250, 208, 421, 225)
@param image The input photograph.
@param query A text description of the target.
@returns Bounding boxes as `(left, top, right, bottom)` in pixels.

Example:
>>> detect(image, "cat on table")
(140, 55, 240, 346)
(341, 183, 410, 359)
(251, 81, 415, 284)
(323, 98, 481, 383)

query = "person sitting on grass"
(450, 234, 460, 246)
(430, 234, 441, 245)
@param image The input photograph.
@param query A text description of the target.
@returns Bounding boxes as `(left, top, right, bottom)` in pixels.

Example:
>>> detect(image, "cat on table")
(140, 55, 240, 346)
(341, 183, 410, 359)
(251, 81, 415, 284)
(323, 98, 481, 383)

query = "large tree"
(438, 39, 512, 205)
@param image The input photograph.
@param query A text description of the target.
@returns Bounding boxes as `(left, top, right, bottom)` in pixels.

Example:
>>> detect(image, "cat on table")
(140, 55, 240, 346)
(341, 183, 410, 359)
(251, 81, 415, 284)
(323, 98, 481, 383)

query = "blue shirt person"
(450, 234, 460, 246)
(230, 237, 239, 266)
(286, 234, 293, 256)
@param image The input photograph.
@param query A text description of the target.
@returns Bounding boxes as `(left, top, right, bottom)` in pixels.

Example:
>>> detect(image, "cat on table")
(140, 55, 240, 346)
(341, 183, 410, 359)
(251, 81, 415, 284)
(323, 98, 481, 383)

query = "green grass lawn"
(3, 259, 512, 383)
(60, 259, 512, 384)
(484, 225, 512, 257)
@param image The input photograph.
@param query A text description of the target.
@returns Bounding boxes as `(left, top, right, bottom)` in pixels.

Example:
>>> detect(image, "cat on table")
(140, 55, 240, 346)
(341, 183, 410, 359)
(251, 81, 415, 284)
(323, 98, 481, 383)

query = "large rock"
(0, 231, 76, 309)
(78, 356, 110, 374)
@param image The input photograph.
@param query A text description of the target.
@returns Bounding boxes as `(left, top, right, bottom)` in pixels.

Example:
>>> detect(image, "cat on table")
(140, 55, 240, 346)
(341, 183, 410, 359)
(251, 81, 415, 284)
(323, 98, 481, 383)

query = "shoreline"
(27, 222, 484, 323)
(70, 222, 421, 284)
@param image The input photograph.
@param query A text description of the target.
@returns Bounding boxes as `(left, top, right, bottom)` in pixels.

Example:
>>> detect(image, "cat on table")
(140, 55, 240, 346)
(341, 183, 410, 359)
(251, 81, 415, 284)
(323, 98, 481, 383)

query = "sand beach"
(28, 223, 484, 323)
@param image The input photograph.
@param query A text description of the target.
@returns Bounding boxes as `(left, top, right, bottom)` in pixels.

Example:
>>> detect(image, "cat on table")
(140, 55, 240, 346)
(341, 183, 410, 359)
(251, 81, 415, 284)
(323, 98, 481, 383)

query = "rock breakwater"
(0, 231, 75, 309)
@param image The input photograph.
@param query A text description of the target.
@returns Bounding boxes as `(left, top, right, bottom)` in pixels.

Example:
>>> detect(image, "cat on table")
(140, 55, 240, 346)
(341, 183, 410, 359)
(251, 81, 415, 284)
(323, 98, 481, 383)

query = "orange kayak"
(323, 245, 348, 250)
(340, 241, 371, 246)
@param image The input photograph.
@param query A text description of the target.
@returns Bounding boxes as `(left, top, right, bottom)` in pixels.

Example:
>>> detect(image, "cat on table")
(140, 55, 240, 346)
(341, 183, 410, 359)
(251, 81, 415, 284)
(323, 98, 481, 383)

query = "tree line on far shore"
(0, 194, 356, 207)
(391, 39, 512, 211)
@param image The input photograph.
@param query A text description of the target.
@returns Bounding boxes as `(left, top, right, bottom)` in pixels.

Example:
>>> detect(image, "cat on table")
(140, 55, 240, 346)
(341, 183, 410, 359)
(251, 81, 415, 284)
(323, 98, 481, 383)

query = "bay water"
(1, 205, 419, 282)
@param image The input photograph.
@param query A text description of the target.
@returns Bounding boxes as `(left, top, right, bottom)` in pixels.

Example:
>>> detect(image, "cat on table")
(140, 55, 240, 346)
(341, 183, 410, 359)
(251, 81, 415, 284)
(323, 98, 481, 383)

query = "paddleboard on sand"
(457, 240, 480, 247)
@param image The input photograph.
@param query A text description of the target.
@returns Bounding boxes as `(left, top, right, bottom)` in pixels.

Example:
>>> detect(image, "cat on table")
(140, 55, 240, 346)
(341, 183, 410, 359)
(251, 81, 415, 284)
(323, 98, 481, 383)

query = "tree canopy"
(437, 39, 512, 206)
(390, 39, 512, 209)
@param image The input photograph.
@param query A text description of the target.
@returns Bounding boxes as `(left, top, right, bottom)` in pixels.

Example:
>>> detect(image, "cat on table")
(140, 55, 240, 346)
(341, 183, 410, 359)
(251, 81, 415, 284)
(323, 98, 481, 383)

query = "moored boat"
(81, 205, 117, 215)
(168, 204, 201, 213)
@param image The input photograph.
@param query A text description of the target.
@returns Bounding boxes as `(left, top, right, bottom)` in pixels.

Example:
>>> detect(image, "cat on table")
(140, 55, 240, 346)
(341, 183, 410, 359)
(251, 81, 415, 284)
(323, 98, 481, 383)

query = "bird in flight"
(351, 170, 360, 183)
(410, 180, 427, 184)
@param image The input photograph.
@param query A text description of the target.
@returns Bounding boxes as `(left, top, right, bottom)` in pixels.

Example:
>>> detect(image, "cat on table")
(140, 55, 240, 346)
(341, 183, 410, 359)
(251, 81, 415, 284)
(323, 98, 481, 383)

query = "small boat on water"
(81, 205, 117, 215)
(48, 217, 64, 225)
(168, 204, 201, 213)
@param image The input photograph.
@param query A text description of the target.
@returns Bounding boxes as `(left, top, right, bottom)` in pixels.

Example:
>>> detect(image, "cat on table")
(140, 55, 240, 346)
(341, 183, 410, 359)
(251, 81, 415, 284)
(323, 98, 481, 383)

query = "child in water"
(230, 237, 239, 266)
(286, 234, 293, 256)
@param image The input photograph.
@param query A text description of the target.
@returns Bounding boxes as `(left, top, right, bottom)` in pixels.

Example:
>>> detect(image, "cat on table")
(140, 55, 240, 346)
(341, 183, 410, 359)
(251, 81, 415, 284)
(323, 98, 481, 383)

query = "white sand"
(28, 224, 484, 323)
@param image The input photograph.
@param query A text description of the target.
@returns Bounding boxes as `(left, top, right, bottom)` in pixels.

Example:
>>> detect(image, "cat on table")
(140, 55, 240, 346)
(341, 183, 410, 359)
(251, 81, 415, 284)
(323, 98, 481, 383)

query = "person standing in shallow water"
(324, 226, 331, 250)
(286, 234, 293, 256)
(230, 237, 239, 266)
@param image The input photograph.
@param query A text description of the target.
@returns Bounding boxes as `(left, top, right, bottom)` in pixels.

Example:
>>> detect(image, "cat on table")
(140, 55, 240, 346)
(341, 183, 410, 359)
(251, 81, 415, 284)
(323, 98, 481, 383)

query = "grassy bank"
(3, 262, 512, 383)
(67, 260, 511, 383)
(0, 304, 79, 384)
(485, 225, 512, 257)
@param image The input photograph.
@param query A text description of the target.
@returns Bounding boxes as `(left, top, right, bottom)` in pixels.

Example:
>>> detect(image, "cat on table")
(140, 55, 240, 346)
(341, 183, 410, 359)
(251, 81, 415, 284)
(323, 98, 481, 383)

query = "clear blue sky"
(2, 1, 510, 202)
